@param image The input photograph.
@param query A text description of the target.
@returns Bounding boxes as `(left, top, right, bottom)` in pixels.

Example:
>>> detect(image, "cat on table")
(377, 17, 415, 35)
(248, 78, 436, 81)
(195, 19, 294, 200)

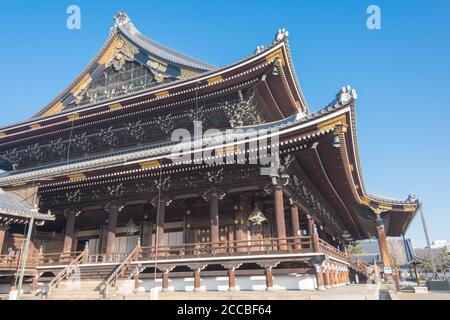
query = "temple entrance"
(114, 235, 139, 260)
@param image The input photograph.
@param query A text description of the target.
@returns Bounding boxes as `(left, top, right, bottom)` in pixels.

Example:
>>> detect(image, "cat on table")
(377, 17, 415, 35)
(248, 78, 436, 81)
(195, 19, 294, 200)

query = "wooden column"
(0, 225, 8, 255)
(105, 202, 123, 261)
(258, 262, 279, 291)
(308, 215, 320, 252)
(273, 185, 287, 250)
(162, 271, 170, 292)
(315, 265, 325, 290)
(413, 262, 420, 286)
(227, 225, 235, 253)
(203, 188, 225, 249)
(376, 217, 391, 267)
(311, 222, 320, 253)
(189, 264, 206, 292)
(234, 207, 246, 252)
(209, 190, 220, 246)
(141, 220, 154, 248)
(265, 269, 273, 290)
(31, 275, 38, 293)
(324, 268, 331, 289)
(158, 266, 174, 292)
(134, 273, 140, 292)
(289, 201, 301, 250)
(228, 269, 236, 290)
(63, 208, 78, 257)
(152, 196, 171, 253)
(222, 263, 241, 291)
(194, 270, 201, 291)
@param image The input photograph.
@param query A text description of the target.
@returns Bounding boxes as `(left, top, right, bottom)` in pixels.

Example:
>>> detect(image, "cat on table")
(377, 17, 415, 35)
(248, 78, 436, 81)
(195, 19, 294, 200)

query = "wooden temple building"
(0, 12, 419, 298)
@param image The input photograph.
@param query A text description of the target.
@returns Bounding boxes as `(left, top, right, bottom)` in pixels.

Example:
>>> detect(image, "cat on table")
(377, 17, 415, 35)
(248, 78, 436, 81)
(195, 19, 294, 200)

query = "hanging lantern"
(125, 218, 139, 236)
(248, 203, 267, 225)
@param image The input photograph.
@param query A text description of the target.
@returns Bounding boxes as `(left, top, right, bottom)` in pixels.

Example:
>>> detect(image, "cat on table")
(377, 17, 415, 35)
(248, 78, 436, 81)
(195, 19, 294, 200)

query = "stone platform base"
(427, 280, 450, 291)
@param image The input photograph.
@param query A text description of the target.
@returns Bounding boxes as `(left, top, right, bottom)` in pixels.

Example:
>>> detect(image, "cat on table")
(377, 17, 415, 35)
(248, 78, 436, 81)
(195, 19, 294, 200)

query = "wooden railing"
(318, 239, 348, 262)
(102, 243, 142, 297)
(47, 249, 87, 295)
(139, 236, 312, 260)
(348, 256, 371, 274)
(0, 254, 20, 270)
(39, 251, 83, 265)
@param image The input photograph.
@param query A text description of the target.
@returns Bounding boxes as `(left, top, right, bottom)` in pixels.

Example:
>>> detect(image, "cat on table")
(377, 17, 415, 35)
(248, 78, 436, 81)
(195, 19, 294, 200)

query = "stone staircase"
(21, 263, 143, 300)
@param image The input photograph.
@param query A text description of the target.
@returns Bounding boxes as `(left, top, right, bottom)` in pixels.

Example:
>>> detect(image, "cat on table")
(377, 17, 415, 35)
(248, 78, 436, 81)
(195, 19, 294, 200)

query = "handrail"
(348, 256, 371, 274)
(47, 249, 86, 295)
(102, 243, 142, 297)
(139, 236, 313, 259)
(318, 238, 348, 261)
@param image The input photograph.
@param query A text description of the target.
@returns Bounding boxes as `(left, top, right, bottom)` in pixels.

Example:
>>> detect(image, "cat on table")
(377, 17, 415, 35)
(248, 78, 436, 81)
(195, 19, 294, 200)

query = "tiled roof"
(0, 190, 33, 215)
(115, 12, 217, 71)
(0, 189, 54, 221)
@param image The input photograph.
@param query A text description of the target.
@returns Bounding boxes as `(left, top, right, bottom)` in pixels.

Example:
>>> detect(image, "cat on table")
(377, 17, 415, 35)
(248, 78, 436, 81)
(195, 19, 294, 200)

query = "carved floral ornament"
(101, 36, 140, 72)
(0, 93, 244, 168)
(287, 170, 344, 235)
(220, 89, 263, 128)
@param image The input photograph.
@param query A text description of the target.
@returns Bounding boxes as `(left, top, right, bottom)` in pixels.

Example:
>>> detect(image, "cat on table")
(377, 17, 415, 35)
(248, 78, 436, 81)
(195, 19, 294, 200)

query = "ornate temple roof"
(0, 86, 418, 239)
(0, 14, 306, 134)
(31, 12, 217, 119)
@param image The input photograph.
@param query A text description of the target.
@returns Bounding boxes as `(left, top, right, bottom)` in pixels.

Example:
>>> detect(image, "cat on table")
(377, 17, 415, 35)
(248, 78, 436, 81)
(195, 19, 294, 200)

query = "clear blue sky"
(0, 1, 449, 247)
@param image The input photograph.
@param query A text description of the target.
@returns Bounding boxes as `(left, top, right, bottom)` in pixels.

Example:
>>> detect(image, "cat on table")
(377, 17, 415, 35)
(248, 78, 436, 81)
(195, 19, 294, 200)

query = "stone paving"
(158, 284, 381, 300)
(391, 290, 450, 300)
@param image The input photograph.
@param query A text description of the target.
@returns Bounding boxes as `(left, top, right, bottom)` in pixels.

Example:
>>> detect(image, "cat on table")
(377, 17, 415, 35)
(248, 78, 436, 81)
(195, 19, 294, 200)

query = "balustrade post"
(37, 246, 43, 266)
(134, 273, 140, 293)
(312, 224, 320, 253)
(82, 241, 89, 264)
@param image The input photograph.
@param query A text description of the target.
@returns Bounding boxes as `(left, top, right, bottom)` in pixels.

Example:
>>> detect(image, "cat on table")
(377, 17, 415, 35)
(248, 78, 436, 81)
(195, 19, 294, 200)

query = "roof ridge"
(115, 11, 217, 70)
